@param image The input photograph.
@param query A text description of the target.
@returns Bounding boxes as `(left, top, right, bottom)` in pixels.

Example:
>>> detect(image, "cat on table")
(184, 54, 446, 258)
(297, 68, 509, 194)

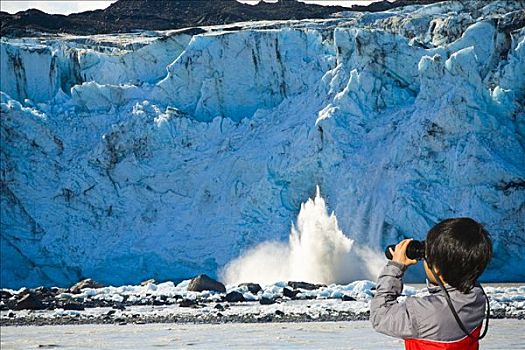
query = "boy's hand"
(389, 239, 418, 267)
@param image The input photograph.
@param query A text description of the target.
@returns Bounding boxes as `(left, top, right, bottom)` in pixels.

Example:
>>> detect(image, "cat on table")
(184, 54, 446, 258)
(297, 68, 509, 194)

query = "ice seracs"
(154, 28, 330, 122)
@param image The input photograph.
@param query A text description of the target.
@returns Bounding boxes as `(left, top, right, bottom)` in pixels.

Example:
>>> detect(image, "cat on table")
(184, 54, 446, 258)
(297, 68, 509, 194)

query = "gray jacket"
(370, 261, 486, 342)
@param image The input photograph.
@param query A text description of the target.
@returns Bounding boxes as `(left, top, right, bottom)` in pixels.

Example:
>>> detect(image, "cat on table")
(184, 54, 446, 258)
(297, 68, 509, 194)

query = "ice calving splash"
(221, 186, 383, 285)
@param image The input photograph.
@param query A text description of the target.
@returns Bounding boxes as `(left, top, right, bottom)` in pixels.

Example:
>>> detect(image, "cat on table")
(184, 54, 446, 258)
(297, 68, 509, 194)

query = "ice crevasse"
(0, 0, 524, 288)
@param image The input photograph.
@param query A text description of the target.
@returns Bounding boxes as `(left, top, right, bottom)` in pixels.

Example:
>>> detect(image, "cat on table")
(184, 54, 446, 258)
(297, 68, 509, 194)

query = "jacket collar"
(426, 279, 457, 294)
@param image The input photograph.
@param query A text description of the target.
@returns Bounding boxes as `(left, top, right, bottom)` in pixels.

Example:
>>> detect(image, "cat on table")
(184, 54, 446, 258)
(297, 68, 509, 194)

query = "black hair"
(425, 217, 492, 293)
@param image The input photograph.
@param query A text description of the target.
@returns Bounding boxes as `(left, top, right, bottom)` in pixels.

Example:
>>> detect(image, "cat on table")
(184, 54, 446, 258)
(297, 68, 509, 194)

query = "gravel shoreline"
(2, 304, 522, 327)
(3, 278, 523, 327)
(1, 309, 370, 327)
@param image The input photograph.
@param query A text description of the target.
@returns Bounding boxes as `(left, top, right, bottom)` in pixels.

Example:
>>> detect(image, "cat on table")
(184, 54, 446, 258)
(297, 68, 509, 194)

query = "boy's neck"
(435, 273, 447, 286)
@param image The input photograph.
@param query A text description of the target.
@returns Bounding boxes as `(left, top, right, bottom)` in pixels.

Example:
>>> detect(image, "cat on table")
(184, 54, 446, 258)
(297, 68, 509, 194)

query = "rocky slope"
(0, 0, 443, 37)
(1, 0, 339, 37)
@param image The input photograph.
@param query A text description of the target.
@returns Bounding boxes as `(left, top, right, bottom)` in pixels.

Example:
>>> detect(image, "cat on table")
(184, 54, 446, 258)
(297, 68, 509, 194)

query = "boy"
(370, 217, 492, 350)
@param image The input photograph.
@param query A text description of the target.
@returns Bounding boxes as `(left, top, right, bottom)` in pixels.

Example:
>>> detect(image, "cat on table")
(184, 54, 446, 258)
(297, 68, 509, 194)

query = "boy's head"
(424, 217, 492, 293)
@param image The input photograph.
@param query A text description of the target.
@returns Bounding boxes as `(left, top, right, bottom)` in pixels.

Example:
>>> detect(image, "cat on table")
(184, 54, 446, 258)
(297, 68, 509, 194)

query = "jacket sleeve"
(370, 261, 419, 339)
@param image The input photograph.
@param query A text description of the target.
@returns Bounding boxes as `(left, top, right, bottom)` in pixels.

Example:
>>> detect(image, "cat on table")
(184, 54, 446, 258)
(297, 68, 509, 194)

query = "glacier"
(1, 1, 524, 288)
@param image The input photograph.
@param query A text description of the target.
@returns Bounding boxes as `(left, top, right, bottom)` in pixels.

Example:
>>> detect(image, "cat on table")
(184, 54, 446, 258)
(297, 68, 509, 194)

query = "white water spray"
(221, 186, 384, 285)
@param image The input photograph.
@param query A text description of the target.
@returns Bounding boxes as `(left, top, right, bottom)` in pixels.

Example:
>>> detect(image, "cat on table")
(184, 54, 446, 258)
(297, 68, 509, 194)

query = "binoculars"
(385, 240, 426, 260)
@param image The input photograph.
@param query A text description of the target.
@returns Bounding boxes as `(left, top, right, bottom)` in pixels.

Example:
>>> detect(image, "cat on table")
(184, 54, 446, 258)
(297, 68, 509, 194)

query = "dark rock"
(239, 283, 262, 294)
(15, 293, 46, 310)
(62, 302, 85, 311)
(70, 279, 103, 294)
(187, 274, 226, 293)
(112, 303, 126, 310)
(214, 303, 225, 311)
(224, 291, 245, 303)
(34, 286, 53, 295)
(152, 297, 165, 306)
(342, 295, 356, 301)
(176, 27, 207, 36)
(259, 297, 275, 305)
(106, 309, 116, 316)
(287, 281, 325, 290)
(8, 311, 15, 318)
(491, 308, 506, 318)
(222, 25, 243, 32)
(0, 290, 13, 299)
(499, 9, 525, 33)
(216, 312, 224, 318)
(258, 314, 273, 322)
(275, 310, 285, 316)
(33, 287, 57, 302)
(16, 288, 30, 299)
(51, 287, 67, 294)
(283, 287, 300, 299)
(179, 298, 198, 307)
(6, 299, 18, 310)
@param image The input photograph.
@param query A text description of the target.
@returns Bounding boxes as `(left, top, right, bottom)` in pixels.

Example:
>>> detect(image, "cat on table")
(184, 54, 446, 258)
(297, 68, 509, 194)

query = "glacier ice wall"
(1, 1, 524, 288)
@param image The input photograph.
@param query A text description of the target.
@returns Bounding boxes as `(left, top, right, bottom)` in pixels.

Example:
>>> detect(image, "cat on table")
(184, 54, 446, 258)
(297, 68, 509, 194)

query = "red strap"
(404, 325, 481, 350)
